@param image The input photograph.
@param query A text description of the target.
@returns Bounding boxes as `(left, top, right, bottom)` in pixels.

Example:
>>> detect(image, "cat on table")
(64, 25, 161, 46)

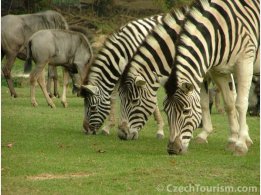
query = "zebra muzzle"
(167, 138, 183, 155)
(118, 121, 139, 140)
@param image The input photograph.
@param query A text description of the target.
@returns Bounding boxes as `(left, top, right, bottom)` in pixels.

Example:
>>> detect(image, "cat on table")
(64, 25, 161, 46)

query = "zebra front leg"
(61, 68, 69, 108)
(211, 73, 239, 152)
(102, 86, 118, 135)
(195, 82, 213, 144)
(101, 96, 116, 135)
(153, 102, 164, 139)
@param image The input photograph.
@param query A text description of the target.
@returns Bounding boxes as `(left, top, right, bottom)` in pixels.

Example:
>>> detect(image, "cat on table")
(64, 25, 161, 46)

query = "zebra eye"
(183, 108, 190, 115)
(90, 105, 98, 112)
(132, 98, 139, 106)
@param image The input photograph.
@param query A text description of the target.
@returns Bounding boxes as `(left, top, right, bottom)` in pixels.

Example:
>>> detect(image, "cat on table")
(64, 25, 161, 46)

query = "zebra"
(77, 14, 166, 138)
(117, 7, 225, 142)
(163, 0, 259, 155)
(118, 9, 187, 140)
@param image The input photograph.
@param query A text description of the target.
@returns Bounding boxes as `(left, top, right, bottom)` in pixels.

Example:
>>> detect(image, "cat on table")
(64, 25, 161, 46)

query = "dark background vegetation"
(1, 0, 194, 34)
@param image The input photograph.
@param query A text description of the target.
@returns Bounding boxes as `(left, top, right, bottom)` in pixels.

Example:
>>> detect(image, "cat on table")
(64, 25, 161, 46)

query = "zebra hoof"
(101, 129, 110, 135)
(156, 133, 164, 139)
(31, 101, 38, 107)
(227, 142, 236, 152)
(61, 101, 68, 108)
(195, 136, 208, 144)
(49, 103, 56, 108)
(246, 137, 253, 148)
(234, 141, 248, 156)
(226, 138, 237, 152)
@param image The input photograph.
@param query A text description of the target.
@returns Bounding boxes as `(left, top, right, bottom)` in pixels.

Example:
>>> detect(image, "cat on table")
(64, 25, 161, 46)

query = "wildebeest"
(46, 65, 60, 98)
(45, 26, 95, 100)
(1, 10, 68, 98)
(25, 29, 93, 108)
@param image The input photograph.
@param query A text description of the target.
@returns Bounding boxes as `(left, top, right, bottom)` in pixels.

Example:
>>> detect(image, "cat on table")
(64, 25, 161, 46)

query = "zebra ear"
(81, 84, 99, 95)
(135, 76, 146, 87)
(181, 83, 194, 94)
(153, 72, 168, 85)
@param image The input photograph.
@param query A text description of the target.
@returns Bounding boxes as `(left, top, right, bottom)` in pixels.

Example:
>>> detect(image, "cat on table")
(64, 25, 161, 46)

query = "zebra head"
(163, 83, 202, 155)
(118, 71, 159, 140)
(79, 84, 111, 134)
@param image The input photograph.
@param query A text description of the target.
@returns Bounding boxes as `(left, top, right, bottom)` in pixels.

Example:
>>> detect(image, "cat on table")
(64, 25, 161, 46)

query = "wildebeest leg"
(195, 82, 214, 144)
(61, 68, 69, 108)
(52, 66, 60, 98)
(47, 65, 53, 98)
(211, 73, 239, 153)
(30, 66, 40, 107)
(30, 63, 55, 108)
(153, 100, 164, 139)
(47, 65, 60, 98)
(38, 70, 56, 108)
(2, 54, 17, 97)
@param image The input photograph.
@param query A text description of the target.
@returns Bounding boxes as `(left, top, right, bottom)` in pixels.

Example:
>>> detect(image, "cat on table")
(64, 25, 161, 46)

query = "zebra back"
(83, 14, 164, 97)
(165, 0, 260, 96)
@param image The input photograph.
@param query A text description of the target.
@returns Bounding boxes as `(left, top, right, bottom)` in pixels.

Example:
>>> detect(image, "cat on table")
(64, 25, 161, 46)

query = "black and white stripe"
(164, 0, 259, 155)
(80, 14, 164, 133)
(118, 9, 187, 139)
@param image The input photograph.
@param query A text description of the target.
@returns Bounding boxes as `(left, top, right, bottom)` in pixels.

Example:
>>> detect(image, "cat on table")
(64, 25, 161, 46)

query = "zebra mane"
(164, 0, 210, 97)
(121, 7, 189, 87)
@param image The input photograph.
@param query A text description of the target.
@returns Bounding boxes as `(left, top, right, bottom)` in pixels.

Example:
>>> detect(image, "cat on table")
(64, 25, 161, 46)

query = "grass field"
(1, 76, 260, 194)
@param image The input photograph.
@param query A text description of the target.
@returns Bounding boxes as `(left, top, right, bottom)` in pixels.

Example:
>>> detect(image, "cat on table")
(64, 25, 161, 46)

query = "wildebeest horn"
(135, 75, 146, 86)
(81, 84, 99, 95)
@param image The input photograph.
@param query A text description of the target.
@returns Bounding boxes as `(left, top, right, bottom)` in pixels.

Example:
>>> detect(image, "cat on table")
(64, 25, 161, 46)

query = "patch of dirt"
(27, 172, 93, 181)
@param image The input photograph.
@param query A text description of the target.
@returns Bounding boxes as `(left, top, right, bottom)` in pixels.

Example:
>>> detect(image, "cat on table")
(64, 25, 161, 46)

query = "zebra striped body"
(79, 14, 164, 134)
(164, 0, 260, 155)
(118, 9, 187, 139)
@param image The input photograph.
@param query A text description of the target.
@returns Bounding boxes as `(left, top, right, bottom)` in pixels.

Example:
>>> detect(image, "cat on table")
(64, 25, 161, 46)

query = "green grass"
(1, 84, 260, 194)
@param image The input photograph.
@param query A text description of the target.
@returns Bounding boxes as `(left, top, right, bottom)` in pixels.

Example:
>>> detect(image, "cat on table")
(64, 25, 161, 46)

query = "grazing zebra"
(164, 0, 259, 155)
(117, 7, 227, 143)
(118, 9, 187, 139)
(78, 14, 166, 137)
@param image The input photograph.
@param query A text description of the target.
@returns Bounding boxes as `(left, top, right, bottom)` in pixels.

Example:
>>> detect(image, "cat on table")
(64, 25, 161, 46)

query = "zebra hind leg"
(211, 73, 239, 152)
(233, 60, 255, 156)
